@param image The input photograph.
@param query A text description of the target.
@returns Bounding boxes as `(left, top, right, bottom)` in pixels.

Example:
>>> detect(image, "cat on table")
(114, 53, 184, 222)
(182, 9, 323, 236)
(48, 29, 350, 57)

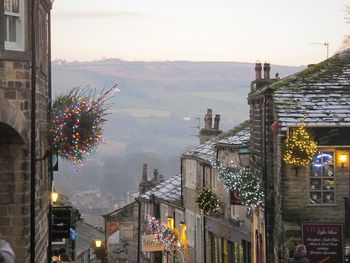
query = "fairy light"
(49, 86, 116, 171)
(195, 187, 221, 216)
(211, 159, 264, 208)
(283, 123, 317, 167)
(146, 216, 178, 253)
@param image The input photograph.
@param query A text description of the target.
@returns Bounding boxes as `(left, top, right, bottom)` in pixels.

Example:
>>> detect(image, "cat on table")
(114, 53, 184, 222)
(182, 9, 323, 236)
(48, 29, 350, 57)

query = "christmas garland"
(211, 160, 264, 208)
(49, 85, 117, 170)
(195, 187, 221, 215)
(283, 122, 317, 167)
(146, 216, 178, 252)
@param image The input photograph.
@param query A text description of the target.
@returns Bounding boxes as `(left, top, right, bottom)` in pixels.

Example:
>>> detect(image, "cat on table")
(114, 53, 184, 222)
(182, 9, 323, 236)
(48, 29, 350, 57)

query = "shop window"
(4, 0, 25, 51)
(309, 151, 335, 205)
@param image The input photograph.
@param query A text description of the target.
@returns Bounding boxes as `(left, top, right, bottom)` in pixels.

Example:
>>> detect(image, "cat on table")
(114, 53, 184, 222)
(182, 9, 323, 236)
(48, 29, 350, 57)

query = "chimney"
(255, 62, 262, 80)
(204, 109, 213, 129)
(263, 63, 270, 80)
(200, 109, 222, 144)
(214, 114, 220, 130)
(153, 169, 159, 181)
(142, 163, 148, 182)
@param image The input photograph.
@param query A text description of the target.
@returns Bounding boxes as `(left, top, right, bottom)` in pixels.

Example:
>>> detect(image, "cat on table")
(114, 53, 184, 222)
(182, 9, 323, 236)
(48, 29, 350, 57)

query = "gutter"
(136, 198, 141, 263)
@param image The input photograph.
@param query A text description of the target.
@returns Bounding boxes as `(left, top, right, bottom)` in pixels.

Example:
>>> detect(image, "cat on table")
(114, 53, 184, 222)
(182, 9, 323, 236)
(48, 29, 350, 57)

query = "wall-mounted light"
(51, 191, 58, 204)
(238, 146, 250, 167)
(179, 221, 187, 245)
(167, 217, 174, 230)
(95, 239, 102, 248)
(339, 153, 348, 168)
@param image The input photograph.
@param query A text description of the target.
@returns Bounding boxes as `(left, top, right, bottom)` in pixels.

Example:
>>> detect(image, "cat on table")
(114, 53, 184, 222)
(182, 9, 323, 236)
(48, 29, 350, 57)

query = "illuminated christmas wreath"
(211, 160, 264, 208)
(146, 216, 178, 252)
(49, 85, 117, 169)
(283, 122, 317, 167)
(195, 187, 221, 215)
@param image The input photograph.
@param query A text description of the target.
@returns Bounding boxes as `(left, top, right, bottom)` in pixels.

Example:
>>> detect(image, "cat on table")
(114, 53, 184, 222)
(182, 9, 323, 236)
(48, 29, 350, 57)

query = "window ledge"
(306, 204, 339, 207)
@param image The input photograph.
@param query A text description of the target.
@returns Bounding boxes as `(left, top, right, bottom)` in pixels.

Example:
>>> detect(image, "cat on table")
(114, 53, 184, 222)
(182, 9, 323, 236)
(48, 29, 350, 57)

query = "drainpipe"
(180, 158, 183, 207)
(136, 198, 141, 263)
(203, 164, 207, 263)
(30, 0, 37, 262)
(47, 8, 53, 263)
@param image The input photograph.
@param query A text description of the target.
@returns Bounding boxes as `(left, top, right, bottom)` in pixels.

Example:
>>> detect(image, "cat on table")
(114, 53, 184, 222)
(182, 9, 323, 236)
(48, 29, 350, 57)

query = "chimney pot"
(142, 163, 148, 182)
(214, 114, 220, 130)
(204, 108, 213, 129)
(263, 63, 270, 80)
(255, 63, 262, 80)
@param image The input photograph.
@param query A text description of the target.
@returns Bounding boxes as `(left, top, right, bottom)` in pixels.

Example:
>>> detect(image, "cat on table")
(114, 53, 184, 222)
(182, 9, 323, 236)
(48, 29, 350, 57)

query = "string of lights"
(195, 187, 221, 216)
(211, 160, 264, 208)
(283, 122, 317, 167)
(49, 85, 117, 171)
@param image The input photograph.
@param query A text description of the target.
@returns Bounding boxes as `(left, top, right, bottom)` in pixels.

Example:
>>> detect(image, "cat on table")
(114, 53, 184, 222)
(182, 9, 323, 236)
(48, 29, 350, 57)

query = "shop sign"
(302, 223, 343, 263)
(141, 235, 164, 252)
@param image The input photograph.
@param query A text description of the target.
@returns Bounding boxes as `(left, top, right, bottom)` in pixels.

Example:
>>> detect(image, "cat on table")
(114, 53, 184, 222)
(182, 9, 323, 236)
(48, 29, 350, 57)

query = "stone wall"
(0, 0, 52, 261)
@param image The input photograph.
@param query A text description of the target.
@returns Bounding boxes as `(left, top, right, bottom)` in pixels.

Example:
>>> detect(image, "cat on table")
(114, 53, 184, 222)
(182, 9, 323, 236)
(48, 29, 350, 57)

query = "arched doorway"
(0, 122, 29, 262)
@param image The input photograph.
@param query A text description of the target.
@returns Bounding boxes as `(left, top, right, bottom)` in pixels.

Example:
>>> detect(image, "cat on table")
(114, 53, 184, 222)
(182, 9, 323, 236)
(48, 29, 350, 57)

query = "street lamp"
(51, 191, 58, 204)
(238, 146, 250, 167)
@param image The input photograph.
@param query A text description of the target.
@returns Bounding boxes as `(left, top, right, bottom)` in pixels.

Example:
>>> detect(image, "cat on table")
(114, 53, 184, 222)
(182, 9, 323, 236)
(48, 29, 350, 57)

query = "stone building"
(0, 1, 54, 262)
(181, 109, 252, 263)
(248, 52, 350, 262)
(138, 174, 182, 263)
(104, 164, 167, 263)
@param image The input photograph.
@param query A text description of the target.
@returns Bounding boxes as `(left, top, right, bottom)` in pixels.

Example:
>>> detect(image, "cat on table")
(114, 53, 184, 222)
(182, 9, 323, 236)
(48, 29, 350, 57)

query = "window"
(185, 159, 197, 189)
(185, 210, 195, 247)
(309, 151, 335, 204)
(121, 223, 133, 239)
(174, 210, 184, 231)
(160, 203, 168, 223)
(211, 169, 217, 191)
(4, 0, 25, 51)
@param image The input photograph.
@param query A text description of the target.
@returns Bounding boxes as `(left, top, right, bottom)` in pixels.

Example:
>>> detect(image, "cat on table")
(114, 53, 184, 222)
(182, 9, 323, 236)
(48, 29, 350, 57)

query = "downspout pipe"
(136, 198, 141, 263)
(47, 8, 53, 263)
(30, 0, 37, 262)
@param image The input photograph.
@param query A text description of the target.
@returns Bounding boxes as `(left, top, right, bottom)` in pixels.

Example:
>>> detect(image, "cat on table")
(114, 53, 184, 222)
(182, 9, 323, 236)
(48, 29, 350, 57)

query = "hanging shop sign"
(141, 235, 164, 252)
(302, 223, 343, 263)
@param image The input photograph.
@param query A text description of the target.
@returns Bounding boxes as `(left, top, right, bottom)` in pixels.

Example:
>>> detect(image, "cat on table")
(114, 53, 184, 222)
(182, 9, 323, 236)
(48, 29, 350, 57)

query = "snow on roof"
(217, 127, 250, 146)
(270, 48, 350, 131)
(182, 120, 250, 163)
(140, 174, 181, 205)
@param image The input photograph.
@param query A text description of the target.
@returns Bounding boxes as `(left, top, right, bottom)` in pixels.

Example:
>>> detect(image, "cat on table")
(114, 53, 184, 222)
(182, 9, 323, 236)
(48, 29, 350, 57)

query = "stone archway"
(0, 115, 30, 262)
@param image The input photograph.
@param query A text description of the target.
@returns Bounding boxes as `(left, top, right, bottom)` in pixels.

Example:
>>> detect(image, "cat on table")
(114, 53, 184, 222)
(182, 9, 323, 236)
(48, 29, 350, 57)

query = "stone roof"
(139, 174, 181, 205)
(271, 48, 350, 131)
(75, 220, 104, 257)
(181, 120, 250, 163)
(217, 127, 250, 146)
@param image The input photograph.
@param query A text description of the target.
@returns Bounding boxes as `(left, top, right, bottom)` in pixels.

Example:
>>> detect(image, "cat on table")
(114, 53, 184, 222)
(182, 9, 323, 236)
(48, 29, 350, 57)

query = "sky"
(52, 0, 350, 66)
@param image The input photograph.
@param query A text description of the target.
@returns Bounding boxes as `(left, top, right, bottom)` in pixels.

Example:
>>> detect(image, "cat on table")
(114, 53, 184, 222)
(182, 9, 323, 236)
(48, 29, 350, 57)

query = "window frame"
(308, 149, 336, 205)
(4, 0, 25, 51)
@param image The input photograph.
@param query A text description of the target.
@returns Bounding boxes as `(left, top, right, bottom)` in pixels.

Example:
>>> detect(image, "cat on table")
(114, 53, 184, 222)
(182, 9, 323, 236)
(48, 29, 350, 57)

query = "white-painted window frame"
(4, 0, 25, 51)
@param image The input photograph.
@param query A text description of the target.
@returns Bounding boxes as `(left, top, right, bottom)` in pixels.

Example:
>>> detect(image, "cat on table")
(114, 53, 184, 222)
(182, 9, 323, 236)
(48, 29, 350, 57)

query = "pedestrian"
(0, 239, 15, 263)
(58, 248, 72, 263)
(290, 244, 310, 263)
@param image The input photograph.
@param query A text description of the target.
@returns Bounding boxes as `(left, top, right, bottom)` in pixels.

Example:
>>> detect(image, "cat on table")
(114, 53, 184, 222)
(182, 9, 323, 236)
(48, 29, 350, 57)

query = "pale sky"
(52, 0, 350, 66)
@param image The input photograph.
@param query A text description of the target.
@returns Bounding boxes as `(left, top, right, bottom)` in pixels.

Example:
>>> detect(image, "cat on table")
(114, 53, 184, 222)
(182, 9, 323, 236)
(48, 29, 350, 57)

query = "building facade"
(0, 1, 53, 262)
(181, 110, 252, 263)
(249, 54, 350, 262)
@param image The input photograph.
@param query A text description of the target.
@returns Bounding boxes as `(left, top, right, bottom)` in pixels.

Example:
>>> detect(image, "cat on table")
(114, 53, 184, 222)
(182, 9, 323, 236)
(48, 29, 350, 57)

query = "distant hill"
(52, 59, 303, 197)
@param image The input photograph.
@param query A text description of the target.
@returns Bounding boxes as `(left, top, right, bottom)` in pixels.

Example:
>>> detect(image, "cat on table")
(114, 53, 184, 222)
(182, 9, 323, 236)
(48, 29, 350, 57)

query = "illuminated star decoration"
(50, 85, 117, 171)
(211, 159, 264, 208)
(283, 122, 317, 167)
(146, 216, 178, 252)
(195, 187, 221, 216)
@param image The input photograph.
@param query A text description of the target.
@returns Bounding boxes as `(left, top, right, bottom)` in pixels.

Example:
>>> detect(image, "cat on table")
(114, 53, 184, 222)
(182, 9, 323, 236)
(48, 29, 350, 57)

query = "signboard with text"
(141, 235, 164, 252)
(302, 223, 343, 263)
